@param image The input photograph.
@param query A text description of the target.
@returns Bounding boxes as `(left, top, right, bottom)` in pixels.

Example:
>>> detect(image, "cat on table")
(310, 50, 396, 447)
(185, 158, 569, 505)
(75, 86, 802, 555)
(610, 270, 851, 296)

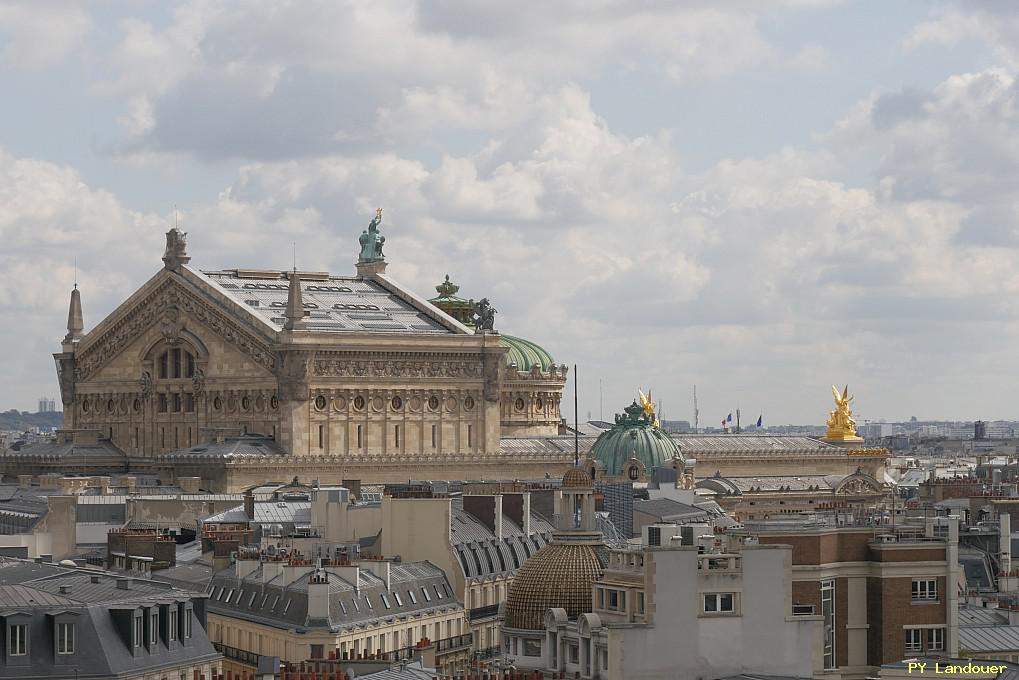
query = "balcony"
(468, 604, 500, 622)
(213, 642, 260, 668)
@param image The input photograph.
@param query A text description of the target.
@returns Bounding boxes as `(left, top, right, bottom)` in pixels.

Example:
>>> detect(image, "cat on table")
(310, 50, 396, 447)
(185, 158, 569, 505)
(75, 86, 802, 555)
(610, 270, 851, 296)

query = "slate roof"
(959, 625, 1019, 652)
(170, 559, 461, 633)
(632, 498, 709, 521)
(1, 437, 127, 462)
(672, 434, 836, 453)
(204, 500, 311, 526)
(199, 269, 457, 335)
(960, 605, 1009, 626)
(449, 494, 554, 580)
(0, 557, 220, 680)
(162, 434, 287, 460)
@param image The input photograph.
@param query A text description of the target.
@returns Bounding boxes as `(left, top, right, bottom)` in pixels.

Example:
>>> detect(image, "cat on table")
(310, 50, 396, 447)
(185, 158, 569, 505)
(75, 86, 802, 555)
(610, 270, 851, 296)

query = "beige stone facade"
(49, 230, 570, 491)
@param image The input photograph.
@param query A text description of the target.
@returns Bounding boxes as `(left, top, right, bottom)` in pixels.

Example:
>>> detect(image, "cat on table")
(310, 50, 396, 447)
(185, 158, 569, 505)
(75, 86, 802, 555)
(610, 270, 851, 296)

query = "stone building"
(0, 557, 221, 680)
(42, 217, 570, 490)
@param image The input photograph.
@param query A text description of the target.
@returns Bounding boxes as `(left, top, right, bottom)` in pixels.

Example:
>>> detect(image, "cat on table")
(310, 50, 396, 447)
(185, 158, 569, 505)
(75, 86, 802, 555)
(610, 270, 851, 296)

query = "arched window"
(157, 347, 196, 379)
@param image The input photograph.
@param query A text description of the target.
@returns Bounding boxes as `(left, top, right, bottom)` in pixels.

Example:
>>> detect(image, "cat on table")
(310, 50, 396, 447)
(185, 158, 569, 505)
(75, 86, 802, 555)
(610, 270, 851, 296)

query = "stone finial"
(162, 227, 190, 270)
(284, 271, 307, 331)
(64, 285, 84, 344)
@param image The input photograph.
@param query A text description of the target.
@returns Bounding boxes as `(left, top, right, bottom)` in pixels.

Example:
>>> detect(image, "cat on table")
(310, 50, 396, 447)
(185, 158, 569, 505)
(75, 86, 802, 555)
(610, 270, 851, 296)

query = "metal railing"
(467, 604, 500, 621)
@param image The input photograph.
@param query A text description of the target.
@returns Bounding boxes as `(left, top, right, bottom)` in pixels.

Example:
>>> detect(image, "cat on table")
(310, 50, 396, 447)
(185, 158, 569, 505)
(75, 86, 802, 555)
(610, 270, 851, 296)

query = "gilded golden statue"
(638, 388, 661, 429)
(824, 384, 862, 442)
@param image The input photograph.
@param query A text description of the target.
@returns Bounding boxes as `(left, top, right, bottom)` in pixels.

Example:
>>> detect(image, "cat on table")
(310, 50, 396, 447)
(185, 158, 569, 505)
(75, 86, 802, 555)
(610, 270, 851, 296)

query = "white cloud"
(0, 0, 91, 67)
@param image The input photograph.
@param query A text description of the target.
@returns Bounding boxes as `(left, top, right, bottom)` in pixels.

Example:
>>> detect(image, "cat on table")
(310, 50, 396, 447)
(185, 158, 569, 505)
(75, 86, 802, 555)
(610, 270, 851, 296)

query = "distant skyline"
(3, 1, 1019, 424)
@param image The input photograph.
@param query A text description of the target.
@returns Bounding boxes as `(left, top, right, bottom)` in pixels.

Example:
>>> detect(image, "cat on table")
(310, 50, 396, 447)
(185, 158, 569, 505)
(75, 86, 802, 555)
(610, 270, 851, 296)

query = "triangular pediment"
(73, 269, 278, 382)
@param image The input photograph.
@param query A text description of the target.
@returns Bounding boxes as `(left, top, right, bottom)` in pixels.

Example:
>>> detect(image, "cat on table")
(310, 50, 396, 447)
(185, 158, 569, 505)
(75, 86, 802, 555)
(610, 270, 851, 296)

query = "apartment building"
(740, 515, 960, 679)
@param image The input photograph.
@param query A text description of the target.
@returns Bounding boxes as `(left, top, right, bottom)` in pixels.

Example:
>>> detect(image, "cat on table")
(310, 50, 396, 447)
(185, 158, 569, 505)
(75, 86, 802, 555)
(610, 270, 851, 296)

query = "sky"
(3, 0, 1019, 426)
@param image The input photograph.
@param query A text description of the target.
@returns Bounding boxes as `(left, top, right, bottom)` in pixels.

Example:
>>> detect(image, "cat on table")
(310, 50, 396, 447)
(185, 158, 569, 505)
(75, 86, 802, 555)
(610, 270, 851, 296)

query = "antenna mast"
(693, 384, 699, 434)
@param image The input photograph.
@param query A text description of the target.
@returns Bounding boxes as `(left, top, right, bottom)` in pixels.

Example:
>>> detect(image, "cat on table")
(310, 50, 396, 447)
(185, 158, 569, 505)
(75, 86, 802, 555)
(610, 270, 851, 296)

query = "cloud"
(95, 0, 805, 162)
(0, 0, 91, 67)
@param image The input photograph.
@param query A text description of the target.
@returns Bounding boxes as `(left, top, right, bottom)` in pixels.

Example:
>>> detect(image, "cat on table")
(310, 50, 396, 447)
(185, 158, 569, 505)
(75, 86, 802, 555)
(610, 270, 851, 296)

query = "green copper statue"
(358, 208, 386, 262)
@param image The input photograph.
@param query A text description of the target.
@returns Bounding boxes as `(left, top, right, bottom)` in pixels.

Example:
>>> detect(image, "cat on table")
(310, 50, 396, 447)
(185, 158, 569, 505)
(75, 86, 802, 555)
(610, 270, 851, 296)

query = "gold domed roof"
(503, 542, 605, 631)
(562, 467, 591, 488)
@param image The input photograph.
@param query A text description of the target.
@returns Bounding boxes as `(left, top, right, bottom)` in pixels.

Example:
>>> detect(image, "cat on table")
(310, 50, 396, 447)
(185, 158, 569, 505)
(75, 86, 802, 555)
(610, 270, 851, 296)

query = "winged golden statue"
(638, 388, 661, 428)
(825, 384, 861, 441)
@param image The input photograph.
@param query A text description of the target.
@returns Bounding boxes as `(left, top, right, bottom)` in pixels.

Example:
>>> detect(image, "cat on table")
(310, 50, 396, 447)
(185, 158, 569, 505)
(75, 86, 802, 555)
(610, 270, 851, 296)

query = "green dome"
(501, 334, 556, 371)
(589, 401, 683, 476)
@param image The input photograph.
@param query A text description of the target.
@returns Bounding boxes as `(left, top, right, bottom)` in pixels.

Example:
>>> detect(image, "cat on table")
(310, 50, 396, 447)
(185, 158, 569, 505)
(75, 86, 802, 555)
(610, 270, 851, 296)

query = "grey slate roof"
(960, 605, 1010, 626)
(633, 498, 709, 521)
(163, 559, 461, 634)
(449, 494, 554, 580)
(204, 500, 311, 525)
(0, 557, 220, 680)
(200, 269, 456, 334)
(162, 434, 287, 460)
(959, 625, 1019, 652)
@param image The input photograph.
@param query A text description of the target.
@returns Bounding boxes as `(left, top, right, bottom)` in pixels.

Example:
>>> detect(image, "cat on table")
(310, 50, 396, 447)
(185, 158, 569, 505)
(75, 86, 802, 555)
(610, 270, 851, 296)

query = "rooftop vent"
(91, 575, 100, 584)
(59, 585, 71, 594)
(116, 578, 130, 590)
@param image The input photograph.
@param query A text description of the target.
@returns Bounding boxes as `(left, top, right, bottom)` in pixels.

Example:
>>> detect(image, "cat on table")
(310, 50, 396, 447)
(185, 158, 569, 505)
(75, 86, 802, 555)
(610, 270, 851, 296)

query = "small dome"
(501, 334, 555, 371)
(562, 467, 591, 488)
(589, 400, 683, 476)
(503, 543, 605, 631)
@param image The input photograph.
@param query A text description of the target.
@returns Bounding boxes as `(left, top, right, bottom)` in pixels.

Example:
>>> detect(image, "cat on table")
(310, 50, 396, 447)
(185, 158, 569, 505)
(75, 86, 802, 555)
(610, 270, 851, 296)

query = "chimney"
(307, 569, 331, 620)
(244, 491, 255, 520)
(63, 285, 84, 345)
(1002, 513, 1012, 576)
(284, 271, 307, 331)
(17, 474, 32, 489)
(262, 559, 284, 584)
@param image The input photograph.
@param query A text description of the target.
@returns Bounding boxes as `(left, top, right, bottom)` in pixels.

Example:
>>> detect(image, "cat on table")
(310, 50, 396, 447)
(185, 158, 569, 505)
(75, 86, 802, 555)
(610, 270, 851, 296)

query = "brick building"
(738, 516, 960, 679)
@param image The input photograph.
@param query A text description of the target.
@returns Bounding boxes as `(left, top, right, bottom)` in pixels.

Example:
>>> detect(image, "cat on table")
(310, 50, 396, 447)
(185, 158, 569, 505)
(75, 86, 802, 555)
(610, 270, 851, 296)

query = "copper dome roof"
(503, 542, 605, 631)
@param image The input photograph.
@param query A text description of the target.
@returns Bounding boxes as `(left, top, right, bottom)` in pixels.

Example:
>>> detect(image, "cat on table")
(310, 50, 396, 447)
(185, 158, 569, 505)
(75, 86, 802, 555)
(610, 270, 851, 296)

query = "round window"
(464, 396, 475, 410)
(535, 398, 544, 411)
(270, 395, 279, 410)
(314, 395, 327, 410)
(82, 399, 90, 413)
(428, 396, 440, 411)
(514, 398, 525, 411)
(213, 396, 222, 410)
(108, 398, 116, 413)
(242, 396, 252, 410)
(353, 395, 366, 411)
(133, 399, 141, 413)
(391, 396, 403, 410)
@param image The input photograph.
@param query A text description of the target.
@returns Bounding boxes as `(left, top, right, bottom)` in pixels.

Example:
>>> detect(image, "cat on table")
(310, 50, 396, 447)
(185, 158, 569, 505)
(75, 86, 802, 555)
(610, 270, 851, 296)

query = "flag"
(721, 418, 726, 427)
(756, 414, 763, 427)
(726, 413, 732, 423)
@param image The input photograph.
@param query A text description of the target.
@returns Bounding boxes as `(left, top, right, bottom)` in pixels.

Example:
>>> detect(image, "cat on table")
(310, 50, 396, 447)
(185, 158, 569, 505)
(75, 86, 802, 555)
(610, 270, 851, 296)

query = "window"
(150, 611, 159, 644)
(431, 424, 437, 448)
(569, 644, 579, 664)
(703, 593, 734, 613)
(9, 623, 26, 655)
(637, 591, 645, 614)
(821, 579, 835, 670)
(134, 616, 144, 647)
(467, 424, 473, 447)
(310, 644, 324, 659)
(928, 628, 945, 651)
(912, 579, 937, 601)
(394, 425, 400, 448)
(364, 596, 373, 610)
(393, 592, 403, 606)
(408, 589, 417, 604)
(283, 599, 292, 614)
(318, 425, 324, 449)
(357, 425, 363, 449)
(381, 593, 391, 609)
(352, 598, 360, 612)
(58, 622, 75, 654)
(435, 585, 444, 599)
(184, 612, 191, 639)
(169, 609, 178, 641)
(523, 639, 542, 657)
(422, 587, 431, 602)
(905, 628, 922, 653)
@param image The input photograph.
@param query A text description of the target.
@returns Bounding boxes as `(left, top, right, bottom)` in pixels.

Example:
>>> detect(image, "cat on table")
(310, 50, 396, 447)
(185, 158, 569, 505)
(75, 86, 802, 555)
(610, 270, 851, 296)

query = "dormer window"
(8, 623, 27, 655)
(134, 615, 144, 647)
(57, 622, 74, 654)
(168, 608, 178, 641)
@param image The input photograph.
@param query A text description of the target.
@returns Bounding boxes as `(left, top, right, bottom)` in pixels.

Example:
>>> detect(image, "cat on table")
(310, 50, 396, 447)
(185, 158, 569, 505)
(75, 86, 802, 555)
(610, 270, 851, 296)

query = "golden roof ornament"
(824, 384, 863, 443)
(638, 388, 661, 429)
